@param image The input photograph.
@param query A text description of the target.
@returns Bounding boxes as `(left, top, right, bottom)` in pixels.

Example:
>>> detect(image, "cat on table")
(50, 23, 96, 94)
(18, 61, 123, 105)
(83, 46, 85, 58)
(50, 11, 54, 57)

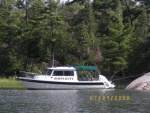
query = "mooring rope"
(112, 73, 144, 81)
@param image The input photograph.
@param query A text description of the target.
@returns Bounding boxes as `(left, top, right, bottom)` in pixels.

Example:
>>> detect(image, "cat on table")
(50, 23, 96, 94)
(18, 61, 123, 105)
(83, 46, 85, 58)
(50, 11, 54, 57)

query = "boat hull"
(18, 77, 106, 90)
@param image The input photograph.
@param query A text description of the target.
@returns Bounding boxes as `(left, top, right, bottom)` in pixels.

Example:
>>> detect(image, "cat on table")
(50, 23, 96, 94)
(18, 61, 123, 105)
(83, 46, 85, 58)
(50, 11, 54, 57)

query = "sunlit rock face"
(125, 72, 150, 90)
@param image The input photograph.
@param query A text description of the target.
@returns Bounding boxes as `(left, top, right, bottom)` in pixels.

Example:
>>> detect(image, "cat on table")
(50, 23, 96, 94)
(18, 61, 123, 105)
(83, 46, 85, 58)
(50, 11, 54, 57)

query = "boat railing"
(19, 71, 39, 77)
(77, 70, 99, 81)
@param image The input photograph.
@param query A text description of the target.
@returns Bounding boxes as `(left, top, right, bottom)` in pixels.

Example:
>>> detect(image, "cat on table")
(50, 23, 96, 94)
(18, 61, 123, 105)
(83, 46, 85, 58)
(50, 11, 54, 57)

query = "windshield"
(46, 69, 52, 75)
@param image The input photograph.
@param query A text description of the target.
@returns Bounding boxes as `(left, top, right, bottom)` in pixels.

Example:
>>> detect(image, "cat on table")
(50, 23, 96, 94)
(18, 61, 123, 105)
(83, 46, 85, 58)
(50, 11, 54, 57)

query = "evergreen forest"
(0, 0, 150, 78)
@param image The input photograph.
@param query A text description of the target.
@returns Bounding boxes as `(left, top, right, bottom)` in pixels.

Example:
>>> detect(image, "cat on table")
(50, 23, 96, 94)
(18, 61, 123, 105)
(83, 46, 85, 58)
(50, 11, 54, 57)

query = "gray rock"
(125, 72, 150, 90)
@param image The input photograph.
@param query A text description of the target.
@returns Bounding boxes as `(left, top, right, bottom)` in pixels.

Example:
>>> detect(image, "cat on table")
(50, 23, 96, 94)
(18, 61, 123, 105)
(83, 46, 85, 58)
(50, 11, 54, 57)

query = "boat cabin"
(34, 66, 99, 81)
(46, 67, 77, 81)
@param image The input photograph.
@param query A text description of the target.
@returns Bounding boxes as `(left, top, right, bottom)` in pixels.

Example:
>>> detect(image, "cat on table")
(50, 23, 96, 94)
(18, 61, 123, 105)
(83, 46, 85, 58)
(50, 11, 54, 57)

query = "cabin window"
(52, 71, 74, 76)
(53, 71, 63, 76)
(64, 71, 74, 76)
(46, 69, 52, 75)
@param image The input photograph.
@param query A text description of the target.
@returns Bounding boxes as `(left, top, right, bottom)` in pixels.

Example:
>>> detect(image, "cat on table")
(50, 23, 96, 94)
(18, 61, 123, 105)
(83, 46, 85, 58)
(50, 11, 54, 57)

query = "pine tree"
(64, 1, 99, 65)
(94, 0, 131, 75)
(127, 5, 150, 74)
(0, 0, 23, 76)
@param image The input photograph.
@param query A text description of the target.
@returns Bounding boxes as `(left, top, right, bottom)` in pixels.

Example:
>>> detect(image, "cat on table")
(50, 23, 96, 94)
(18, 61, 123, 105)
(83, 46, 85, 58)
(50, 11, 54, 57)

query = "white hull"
(18, 77, 108, 90)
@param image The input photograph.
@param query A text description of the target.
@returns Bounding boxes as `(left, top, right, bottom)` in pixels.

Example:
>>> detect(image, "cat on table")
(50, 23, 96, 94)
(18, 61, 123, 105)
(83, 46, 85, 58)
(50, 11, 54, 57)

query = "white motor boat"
(17, 66, 115, 90)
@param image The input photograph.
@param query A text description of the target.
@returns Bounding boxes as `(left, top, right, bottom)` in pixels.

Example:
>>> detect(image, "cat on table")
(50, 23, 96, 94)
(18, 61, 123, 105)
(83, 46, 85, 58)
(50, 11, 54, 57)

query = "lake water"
(0, 89, 150, 113)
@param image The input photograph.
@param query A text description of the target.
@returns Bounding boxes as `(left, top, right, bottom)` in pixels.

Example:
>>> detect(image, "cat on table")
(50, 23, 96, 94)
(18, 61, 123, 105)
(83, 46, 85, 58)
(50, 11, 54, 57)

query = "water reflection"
(0, 89, 150, 113)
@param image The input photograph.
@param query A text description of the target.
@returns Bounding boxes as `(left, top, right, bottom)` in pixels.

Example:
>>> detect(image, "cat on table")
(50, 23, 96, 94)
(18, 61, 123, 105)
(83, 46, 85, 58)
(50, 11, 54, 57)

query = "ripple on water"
(0, 89, 150, 113)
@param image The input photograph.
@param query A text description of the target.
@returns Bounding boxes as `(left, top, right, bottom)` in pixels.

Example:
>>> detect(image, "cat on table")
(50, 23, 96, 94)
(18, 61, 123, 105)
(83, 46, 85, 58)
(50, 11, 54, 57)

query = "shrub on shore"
(0, 77, 25, 89)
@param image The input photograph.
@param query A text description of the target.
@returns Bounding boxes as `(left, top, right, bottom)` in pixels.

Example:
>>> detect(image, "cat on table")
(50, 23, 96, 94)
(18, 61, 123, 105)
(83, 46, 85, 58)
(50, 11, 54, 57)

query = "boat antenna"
(52, 51, 54, 67)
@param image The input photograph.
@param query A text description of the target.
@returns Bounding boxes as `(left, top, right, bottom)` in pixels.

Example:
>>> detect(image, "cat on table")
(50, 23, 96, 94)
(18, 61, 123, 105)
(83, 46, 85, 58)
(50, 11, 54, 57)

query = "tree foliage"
(0, 0, 150, 76)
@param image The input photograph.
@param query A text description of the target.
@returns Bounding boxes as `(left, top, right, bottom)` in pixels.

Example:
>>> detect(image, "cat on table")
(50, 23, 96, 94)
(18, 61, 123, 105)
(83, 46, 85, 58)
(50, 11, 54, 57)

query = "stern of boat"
(99, 75, 115, 89)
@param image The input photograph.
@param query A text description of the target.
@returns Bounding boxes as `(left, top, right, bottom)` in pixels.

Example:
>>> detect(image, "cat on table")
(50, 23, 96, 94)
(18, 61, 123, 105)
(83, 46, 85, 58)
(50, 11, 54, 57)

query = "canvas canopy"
(74, 66, 98, 71)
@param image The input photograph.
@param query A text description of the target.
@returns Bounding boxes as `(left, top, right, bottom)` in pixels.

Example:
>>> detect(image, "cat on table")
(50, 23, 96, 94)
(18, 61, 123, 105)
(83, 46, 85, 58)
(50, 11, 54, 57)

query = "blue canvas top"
(74, 66, 98, 71)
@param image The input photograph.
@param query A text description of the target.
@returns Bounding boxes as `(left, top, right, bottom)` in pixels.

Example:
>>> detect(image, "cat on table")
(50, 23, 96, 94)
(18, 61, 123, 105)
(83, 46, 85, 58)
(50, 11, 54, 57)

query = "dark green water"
(0, 89, 150, 113)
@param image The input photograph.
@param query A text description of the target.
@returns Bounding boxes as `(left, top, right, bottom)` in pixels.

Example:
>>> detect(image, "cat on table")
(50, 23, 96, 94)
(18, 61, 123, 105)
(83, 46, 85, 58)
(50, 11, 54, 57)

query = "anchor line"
(112, 73, 144, 81)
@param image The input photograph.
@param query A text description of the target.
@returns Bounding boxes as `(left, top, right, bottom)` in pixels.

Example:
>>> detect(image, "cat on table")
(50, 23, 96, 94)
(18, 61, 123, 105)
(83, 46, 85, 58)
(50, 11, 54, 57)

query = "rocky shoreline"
(125, 72, 150, 90)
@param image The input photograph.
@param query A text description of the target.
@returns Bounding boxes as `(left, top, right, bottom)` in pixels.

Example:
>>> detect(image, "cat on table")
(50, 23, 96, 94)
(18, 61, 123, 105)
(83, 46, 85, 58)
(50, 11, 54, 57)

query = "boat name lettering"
(54, 77, 73, 80)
